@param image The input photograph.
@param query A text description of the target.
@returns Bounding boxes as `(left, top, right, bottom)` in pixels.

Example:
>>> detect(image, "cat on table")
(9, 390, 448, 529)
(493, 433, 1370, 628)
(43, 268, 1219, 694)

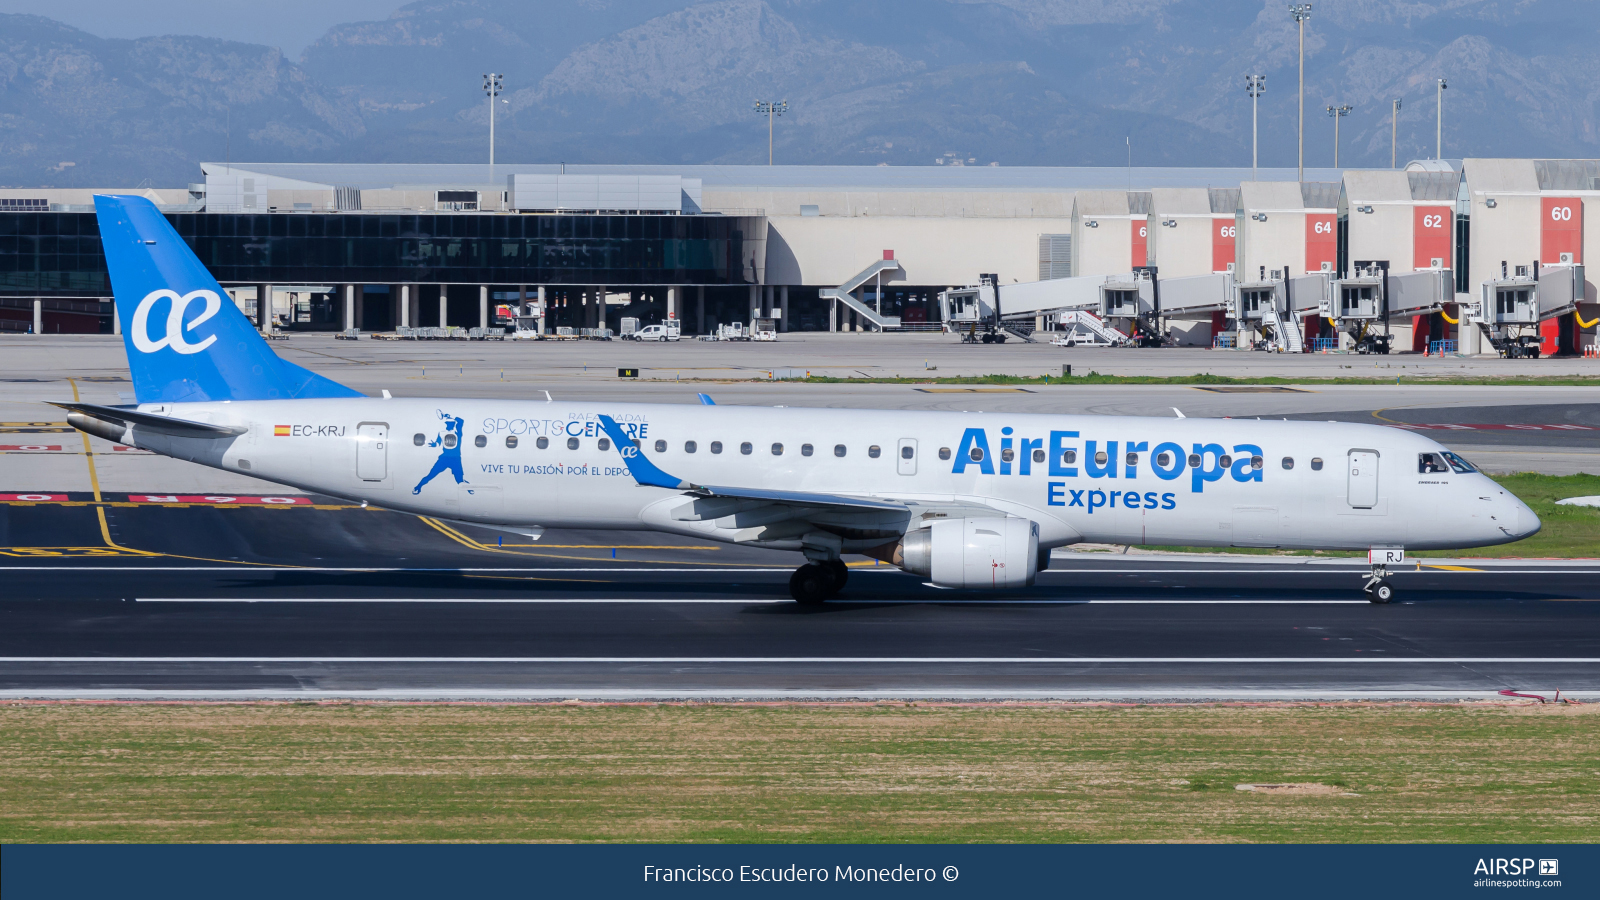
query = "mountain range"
(1, 0, 1595, 188)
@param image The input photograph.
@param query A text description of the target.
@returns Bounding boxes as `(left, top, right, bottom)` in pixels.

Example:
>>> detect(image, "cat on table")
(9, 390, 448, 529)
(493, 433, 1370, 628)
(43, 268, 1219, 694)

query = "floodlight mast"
(1326, 104, 1351, 167)
(1290, 4, 1312, 182)
(753, 100, 788, 165)
(483, 73, 503, 181)
(1436, 78, 1447, 159)
(1391, 98, 1402, 168)
(1246, 75, 1266, 181)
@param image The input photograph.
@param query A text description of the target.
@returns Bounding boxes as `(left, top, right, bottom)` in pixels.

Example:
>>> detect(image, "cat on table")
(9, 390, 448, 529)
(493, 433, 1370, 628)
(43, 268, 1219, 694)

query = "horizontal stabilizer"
(50, 401, 247, 438)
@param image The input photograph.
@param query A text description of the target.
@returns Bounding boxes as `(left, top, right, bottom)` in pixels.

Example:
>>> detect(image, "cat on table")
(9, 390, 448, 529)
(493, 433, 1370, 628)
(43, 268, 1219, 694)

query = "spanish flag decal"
(273, 425, 291, 436)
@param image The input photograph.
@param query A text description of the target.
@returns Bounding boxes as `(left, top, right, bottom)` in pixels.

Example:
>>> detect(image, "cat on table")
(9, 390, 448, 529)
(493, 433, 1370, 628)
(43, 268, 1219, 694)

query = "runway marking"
(2, 656, 1596, 664)
(1422, 564, 1485, 572)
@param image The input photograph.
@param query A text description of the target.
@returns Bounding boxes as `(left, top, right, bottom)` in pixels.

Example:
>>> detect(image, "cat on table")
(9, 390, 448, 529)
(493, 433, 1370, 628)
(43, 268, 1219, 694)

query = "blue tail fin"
(94, 195, 363, 403)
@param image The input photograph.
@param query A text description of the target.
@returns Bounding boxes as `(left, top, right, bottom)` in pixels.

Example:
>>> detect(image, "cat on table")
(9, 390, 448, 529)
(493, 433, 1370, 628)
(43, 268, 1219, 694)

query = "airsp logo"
(131, 289, 222, 355)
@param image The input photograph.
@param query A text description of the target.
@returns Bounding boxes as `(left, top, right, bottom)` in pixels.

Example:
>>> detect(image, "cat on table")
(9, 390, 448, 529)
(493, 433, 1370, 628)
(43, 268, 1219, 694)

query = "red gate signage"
(1212, 218, 1236, 273)
(1413, 206, 1452, 270)
(1132, 218, 1148, 269)
(1305, 213, 1336, 273)
(1542, 197, 1583, 264)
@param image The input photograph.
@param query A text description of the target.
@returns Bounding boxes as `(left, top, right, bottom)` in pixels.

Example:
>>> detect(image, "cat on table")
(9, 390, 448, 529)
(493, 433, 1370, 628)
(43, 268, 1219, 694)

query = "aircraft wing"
(596, 414, 907, 515)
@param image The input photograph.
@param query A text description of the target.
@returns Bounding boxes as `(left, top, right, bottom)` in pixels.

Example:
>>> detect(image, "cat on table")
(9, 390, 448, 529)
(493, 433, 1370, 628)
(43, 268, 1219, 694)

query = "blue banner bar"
(2, 844, 1593, 899)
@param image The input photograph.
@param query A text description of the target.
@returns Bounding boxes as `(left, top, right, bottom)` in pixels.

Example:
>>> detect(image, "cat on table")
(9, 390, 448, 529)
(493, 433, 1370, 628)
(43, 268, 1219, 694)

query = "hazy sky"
(0, 0, 405, 56)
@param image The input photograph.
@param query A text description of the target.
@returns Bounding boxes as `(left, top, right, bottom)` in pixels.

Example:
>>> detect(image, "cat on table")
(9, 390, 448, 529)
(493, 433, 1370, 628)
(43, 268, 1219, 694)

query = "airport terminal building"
(1, 159, 1597, 354)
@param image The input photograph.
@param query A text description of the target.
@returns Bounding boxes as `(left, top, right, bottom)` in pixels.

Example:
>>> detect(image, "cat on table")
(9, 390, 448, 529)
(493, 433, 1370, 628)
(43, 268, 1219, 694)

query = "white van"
(634, 321, 681, 342)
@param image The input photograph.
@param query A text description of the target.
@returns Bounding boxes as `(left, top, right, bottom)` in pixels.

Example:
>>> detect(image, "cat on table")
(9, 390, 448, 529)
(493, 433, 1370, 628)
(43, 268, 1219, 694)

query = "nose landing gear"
(1364, 564, 1395, 603)
(789, 558, 850, 605)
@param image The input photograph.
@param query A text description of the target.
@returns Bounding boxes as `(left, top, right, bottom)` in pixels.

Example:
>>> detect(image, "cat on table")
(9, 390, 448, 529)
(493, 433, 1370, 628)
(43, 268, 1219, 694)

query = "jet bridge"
(1325, 266, 1391, 354)
(939, 274, 1103, 341)
(1471, 263, 1583, 358)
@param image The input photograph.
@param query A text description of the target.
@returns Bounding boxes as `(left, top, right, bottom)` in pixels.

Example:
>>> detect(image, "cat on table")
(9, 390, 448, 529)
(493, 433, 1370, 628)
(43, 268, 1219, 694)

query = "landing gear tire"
(826, 558, 849, 592)
(1367, 579, 1395, 604)
(789, 564, 833, 605)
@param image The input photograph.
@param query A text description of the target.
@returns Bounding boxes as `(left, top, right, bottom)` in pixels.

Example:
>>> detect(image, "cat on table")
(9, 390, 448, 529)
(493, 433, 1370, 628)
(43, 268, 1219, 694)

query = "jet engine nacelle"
(898, 517, 1039, 589)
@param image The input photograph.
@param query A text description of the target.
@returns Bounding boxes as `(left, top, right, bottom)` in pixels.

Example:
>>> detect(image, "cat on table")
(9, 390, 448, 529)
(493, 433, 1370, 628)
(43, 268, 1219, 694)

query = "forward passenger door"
(1347, 450, 1379, 509)
(356, 423, 388, 482)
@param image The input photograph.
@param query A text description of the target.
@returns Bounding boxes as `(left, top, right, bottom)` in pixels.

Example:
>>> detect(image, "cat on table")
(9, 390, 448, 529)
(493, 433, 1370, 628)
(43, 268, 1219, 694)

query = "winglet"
(697, 393, 716, 406)
(597, 415, 691, 490)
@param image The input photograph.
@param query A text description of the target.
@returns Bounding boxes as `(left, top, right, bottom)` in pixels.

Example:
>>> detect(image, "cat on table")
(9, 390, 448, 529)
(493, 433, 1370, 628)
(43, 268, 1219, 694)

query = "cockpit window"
(1441, 451, 1476, 474)
(1418, 452, 1449, 474)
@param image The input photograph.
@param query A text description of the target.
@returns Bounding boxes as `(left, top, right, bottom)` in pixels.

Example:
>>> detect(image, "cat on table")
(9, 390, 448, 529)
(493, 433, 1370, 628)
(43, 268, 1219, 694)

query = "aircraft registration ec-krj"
(59, 196, 1540, 604)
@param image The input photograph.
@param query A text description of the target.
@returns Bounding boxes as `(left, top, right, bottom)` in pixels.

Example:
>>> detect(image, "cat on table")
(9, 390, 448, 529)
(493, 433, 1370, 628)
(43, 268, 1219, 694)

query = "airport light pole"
(1246, 75, 1266, 181)
(753, 100, 787, 165)
(1391, 98, 1402, 168)
(1436, 78, 1447, 159)
(484, 74, 503, 181)
(1326, 104, 1351, 167)
(1290, 4, 1312, 182)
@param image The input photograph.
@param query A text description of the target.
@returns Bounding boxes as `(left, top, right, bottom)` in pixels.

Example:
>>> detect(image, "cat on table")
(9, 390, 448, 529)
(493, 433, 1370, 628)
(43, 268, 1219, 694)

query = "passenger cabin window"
(969, 447, 984, 462)
(685, 441, 697, 453)
(1282, 457, 1294, 469)
(443, 434, 458, 449)
(536, 437, 549, 449)
(1125, 452, 1138, 466)
(567, 437, 579, 450)
(474, 435, 487, 448)
(834, 444, 847, 457)
(505, 436, 518, 449)
(1219, 455, 1233, 468)
(939, 447, 951, 460)
(901, 445, 914, 459)
(1311, 457, 1324, 471)
(1157, 451, 1172, 467)
(1186, 453, 1200, 467)
(598, 438, 611, 451)
(413, 433, 425, 446)
(655, 440, 666, 452)
(1250, 455, 1264, 470)
(711, 441, 723, 454)
(1033, 449, 1046, 464)
(1001, 448, 1015, 462)
(801, 444, 813, 457)
(740, 442, 752, 455)
(771, 443, 783, 456)
(868, 445, 881, 458)
(1093, 451, 1108, 465)
(1062, 449, 1077, 464)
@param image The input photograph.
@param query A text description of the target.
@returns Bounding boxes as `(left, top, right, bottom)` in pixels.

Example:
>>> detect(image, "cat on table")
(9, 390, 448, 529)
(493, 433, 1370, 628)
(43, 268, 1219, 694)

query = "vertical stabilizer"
(94, 195, 363, 403)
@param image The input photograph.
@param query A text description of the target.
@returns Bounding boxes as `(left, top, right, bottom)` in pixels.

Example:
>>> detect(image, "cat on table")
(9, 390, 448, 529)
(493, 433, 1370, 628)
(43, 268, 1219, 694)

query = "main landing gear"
(1364, 563, 1395, 604)
(790, 558, 849, 605)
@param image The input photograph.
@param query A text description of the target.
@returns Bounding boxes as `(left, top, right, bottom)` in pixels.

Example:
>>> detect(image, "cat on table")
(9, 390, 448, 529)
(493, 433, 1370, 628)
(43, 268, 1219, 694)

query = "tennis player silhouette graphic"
(413, 410, 468, 494)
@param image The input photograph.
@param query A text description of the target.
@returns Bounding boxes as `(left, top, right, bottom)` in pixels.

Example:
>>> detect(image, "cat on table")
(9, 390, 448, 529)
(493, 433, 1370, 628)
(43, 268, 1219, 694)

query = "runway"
(2, 501, 1598, 700)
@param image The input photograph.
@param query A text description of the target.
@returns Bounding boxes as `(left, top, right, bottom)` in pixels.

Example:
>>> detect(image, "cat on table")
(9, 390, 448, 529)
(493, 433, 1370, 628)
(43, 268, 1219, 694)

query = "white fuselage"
(123, 398, 1537, 553)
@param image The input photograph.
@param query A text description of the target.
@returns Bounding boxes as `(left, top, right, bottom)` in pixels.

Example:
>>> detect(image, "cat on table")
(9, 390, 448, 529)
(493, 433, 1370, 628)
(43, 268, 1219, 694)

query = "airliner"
(58, 196, 1539, 604)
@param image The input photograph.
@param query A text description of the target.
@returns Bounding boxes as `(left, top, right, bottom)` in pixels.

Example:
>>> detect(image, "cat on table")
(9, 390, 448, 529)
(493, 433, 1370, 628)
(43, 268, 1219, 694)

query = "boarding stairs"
(1260, 304, 1304, 353)
(818, 259, 902, 331)
(1055, 310, 1130, 345)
